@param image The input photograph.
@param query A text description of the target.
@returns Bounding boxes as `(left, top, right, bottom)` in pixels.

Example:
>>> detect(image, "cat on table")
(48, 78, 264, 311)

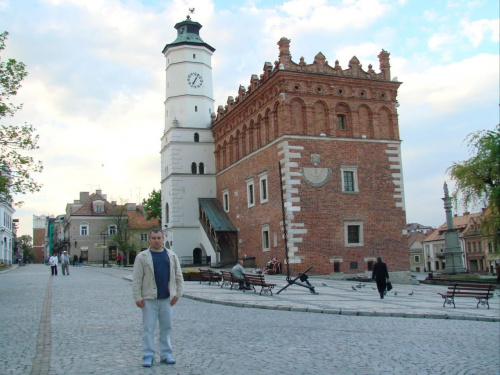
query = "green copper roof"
(162, 19, 215, 54)
(198, 198, 236, 232)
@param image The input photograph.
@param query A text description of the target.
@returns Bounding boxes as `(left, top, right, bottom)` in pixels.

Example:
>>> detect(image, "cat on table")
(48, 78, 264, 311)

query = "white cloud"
(398, 53, 498, 116)
(461, 18, 499, 47)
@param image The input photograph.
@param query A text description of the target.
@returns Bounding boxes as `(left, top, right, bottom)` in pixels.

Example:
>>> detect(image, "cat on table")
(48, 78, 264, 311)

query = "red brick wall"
(33, 228, 45, 263)
(217, 137, 408, 275)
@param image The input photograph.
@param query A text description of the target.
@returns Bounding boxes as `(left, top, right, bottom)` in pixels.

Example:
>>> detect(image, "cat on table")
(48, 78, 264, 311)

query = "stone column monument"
(442, 182, 467, 274)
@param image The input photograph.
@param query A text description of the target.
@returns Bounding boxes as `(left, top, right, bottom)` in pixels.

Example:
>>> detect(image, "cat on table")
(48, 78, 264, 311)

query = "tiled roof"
(126, 205, 159, 230)
(423, 212, 483, 242)
(71, 193, 116, 216)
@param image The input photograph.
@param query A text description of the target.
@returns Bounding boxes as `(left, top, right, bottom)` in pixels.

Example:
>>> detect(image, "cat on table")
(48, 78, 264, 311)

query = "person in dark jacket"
(372, 256, 389, 299)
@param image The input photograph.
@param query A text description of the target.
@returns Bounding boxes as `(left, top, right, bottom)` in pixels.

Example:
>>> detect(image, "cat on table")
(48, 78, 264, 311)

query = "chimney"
(80, 192, 90, 204)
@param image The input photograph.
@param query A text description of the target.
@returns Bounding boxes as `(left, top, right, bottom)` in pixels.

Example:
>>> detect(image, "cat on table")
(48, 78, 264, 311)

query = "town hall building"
(160, 16, 409, 277)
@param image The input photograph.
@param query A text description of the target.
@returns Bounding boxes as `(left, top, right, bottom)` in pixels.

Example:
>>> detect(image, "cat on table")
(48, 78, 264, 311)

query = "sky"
(1, 0, 498, 237)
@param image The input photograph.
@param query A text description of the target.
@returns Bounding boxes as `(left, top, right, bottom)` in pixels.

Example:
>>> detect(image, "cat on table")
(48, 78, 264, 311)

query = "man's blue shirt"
(151, 249, 170, 299)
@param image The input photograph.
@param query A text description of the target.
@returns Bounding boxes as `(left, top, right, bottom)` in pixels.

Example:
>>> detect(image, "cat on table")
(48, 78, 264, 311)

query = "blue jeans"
(141, 299, 173, 359)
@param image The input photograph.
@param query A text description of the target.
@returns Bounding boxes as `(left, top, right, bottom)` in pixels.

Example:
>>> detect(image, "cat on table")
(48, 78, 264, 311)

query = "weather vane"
(187, 7, 195, 20)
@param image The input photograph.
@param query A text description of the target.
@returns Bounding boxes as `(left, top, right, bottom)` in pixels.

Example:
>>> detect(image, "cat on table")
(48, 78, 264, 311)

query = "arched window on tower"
(191, 162, 197, 174)
(199, 162, 205, 174)
(194, 133, 200, 142)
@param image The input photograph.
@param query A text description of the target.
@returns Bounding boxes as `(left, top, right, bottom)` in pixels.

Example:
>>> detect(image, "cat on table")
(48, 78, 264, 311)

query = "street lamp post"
(100, 233, 109, 268)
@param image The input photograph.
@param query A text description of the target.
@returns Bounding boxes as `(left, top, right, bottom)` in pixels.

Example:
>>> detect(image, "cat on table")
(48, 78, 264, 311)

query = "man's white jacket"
(132, 248, 183, 303)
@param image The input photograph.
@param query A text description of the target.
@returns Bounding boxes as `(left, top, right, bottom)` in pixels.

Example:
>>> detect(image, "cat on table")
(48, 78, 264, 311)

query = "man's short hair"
(377, 256, 382, 261)
(148, 228, 164, 239)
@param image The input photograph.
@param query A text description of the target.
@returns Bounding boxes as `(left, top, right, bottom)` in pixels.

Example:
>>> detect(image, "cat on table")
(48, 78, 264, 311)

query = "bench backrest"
(244, 273, 264, 284)
(448, 283, 494, 294)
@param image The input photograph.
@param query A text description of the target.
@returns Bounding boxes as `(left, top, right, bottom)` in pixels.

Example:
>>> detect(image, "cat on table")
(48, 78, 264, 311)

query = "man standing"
(60, 251, 70, 276)
(116, 253, 122, 267)
(232, 260, 252, 290)
(372, 256, 389, 299)
(132, 229, 183, 368)
(49, 253, 58, 276)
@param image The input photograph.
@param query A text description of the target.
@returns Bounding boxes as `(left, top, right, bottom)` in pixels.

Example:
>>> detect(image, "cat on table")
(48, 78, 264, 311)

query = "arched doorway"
(193, 248, 202, 264)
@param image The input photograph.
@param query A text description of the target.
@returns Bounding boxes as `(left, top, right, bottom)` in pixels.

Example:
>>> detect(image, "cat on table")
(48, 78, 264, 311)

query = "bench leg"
(476, 298, 490, 309)
(442, 296, 455, 308)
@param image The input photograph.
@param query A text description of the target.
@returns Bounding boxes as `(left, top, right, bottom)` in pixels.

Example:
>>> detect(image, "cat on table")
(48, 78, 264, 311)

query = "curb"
(181, 294, 499, 322)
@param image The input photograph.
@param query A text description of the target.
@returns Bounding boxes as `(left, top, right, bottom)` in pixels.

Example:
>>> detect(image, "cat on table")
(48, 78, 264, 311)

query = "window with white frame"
(140, 233, 148, 242)
(414, 255, 420, 263)
(341, 166, 358, 192)
(261, 225, 270, 252)
(344, 221, 363, 246)
(108, 225, 117, 235)
(259, 173, 268, 203)
(222, 189, 229, 212)
(80, 223, 89, 236)
(246, 179, 255, 207)
(93, 200, 105, 213)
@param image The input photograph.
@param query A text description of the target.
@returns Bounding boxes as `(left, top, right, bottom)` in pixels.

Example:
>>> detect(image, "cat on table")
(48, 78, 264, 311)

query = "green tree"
(142, 189, 161, 226)
(0, 31, 43, 206)
(18, 234, 35, 263)
(447, 124, 500, 246)
(106, 204, 136, 260)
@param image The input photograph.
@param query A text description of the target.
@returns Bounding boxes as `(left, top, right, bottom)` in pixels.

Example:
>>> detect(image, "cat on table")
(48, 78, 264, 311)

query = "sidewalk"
(122, 269, 500, 322)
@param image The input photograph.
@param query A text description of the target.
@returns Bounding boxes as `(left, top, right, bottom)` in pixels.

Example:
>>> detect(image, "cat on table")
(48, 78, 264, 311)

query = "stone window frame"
(246, 178, 255, 208)
(259, 172, 268, 204)
(261, 224, 270, 252)
(414, 255, 420, 263)
(341, 165, 359, 193)
(108, 224, 117, 236)
(343, 220, 364, 247)
(222, 189, 230, 212)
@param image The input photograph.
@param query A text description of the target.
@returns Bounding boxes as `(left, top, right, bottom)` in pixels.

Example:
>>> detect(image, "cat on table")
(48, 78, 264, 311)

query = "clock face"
(187, 72, 203, 88)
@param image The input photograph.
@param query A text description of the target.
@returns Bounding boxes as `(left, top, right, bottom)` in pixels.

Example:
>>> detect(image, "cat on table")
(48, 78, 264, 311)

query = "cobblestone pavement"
(0, 265, 499, 375)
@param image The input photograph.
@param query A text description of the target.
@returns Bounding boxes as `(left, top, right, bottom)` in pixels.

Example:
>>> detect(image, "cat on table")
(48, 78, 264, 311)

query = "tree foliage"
(18, 234, 35, 262)
(106, 205, 136, 256)
(0, 31, 43, 206)
(142, 189, 161, 226)
(447, 124, 500, 245)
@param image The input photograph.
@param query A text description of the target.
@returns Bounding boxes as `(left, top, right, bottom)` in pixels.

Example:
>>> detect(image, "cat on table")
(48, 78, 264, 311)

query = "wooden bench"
(199, 269, 222, 286)
(220, 271, 244, 290)
(243, 273, 277, 295)
(438, 283, 495, 309)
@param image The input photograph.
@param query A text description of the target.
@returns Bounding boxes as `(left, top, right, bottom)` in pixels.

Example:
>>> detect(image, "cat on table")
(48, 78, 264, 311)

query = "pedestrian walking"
(372, 256, 389, 299)
(49, 254, 58, 276)
(79, 255, 83, 267)
(117, 253, 122, 267)
(132, 229, 183, 368)
(73, 254, 78, 267)
(60, 251, 70, 276)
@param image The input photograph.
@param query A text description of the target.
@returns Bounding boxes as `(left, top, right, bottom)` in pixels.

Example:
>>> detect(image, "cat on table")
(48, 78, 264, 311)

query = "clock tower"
(160, 17, 217, 259)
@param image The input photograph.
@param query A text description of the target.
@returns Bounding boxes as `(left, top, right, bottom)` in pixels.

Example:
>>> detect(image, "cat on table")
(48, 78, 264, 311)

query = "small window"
(344, 222, 363, 247)
(350, 262, 358, 270)
(195, 106, 198, 112)
(337, 114, 346, 130)
(80, 224, 89, 236)
(140, 233, 148, 242)
(193, 53, 196, 59)
(259, 173, 268, 203)
(108, 225, 117, 235)
(341, 166, 358, 192)
(194, 133, 200, 142)
(199, 162, 205, 175)
(414, 255, 420, 263)
(165, 203, 169, 224)
(222, 189, 229, 212)
(367, 260, 374, 271)
(262, 225, 270, 252)
(191, 162, 197, 174)
(247, 179, 255, 207)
